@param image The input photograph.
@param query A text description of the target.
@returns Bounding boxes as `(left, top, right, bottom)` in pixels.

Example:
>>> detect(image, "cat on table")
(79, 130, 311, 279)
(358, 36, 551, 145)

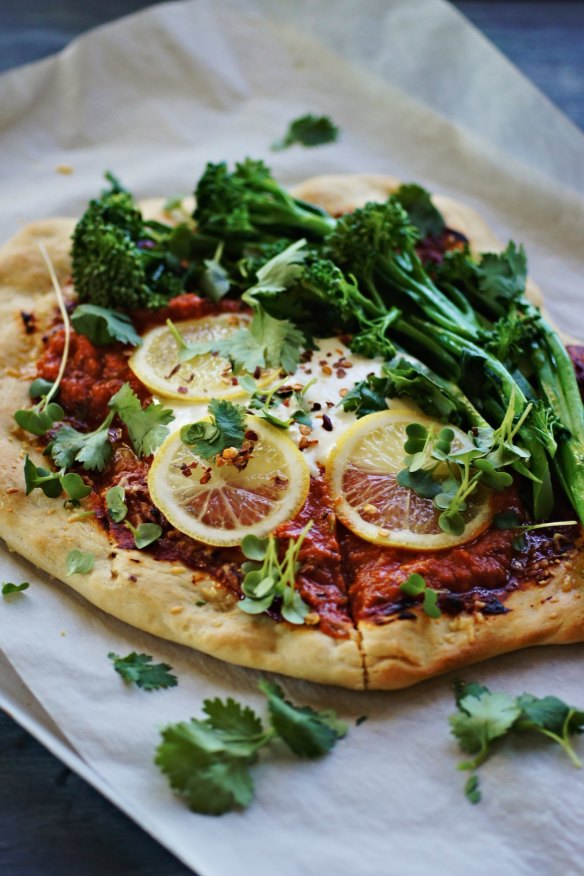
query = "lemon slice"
(326, 409, 493, 550)
(148, 416, 310, 546)
(129, 313, 261, 402)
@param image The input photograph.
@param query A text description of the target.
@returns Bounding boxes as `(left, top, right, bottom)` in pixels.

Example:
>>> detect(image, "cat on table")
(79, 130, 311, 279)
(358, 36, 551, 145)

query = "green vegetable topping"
(66, 550, 95, 575)
(124, 521, 162, 549)
(450, 680, 584, 803)
(109, 382, 174, 457)
(238, 522, 313, 624)
(393, 183, 446, 239)
(71, 175, 184, 310)
(155, 680, 346, 814)
(105, 485, 128, 522)
(71, 303, 142, 346)
(399, 573, 441, 618)
(272, 113, 339, 150)
(194, 159, 336, 242)
(181, 399, 246, 460)
(108, 651, 177, 691)
(23, 455, 91, 500)
(48, 412, 115, 472)
(2, 582, 30, 597)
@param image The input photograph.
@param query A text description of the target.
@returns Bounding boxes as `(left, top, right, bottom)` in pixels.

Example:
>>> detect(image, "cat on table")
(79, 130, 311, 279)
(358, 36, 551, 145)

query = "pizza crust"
(0, 175, 583, 691)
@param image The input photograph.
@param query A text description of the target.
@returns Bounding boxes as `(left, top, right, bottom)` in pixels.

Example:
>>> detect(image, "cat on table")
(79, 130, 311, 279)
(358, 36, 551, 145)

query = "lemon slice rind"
(326, 409, 493, 551)
(148, 416, 310, 547)
(130, 313, 275, 402)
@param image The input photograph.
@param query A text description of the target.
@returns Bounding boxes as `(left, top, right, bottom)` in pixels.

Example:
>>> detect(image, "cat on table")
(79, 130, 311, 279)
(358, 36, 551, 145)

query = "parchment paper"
(2, 2, 584, 874)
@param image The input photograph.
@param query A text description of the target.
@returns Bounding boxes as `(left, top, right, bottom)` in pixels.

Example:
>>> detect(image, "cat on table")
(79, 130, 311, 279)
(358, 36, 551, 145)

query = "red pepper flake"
(322, 414, 333, 431)
(253, 366, 262, 379)
(20, 311, 36, 334)
(200, 468, 212, 484)
(177, 386, 188, 395)
(181, 468, 193, 477)
(164, 363, 181, 380)
(311, 402, 322, 411)
(245, 430, 258, 441)
(336, 368, 346, 378)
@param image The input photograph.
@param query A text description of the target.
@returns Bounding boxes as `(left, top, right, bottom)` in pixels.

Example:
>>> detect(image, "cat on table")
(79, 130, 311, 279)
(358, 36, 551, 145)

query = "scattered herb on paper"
(109, 652, 178, 691)
(272, 114, 339, 150)
(450, 680, 584, 803)
(155, 679, 347, 814)
(2, 582, 30, 597)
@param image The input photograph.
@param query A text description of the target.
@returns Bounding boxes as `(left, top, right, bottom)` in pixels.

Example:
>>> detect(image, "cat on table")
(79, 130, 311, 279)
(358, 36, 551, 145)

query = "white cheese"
(156, 337, 392, 474)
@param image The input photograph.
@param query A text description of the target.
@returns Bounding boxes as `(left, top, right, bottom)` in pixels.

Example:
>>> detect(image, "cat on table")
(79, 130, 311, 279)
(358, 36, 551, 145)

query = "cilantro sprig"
(109, 651, 177, 691)
(71, 303, 142, 347)
(181, 399, 246, 459)
(155, 679, 347, 815)
(238, 522, 313, 624)
(109, 383, 174, 457)
(167, 302, 305, 375)
(240, 375, 314, 429)
(451, 681, 584, 803)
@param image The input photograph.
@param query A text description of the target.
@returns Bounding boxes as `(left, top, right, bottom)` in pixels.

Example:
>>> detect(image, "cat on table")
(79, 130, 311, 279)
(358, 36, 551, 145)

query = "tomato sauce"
(31, 305, 584, 639)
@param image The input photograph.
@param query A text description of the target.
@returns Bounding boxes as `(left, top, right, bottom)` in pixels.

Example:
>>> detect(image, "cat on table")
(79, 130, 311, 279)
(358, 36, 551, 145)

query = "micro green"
(239, 521, 313, 624)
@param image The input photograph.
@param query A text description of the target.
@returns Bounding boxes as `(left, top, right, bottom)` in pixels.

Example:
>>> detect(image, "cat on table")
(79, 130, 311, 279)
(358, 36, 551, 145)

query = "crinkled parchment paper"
(2, 2, 584, 874)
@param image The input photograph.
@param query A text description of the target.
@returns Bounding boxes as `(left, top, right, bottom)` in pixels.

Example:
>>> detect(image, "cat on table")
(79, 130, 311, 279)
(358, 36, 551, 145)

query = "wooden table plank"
(1, 2, 583, 874)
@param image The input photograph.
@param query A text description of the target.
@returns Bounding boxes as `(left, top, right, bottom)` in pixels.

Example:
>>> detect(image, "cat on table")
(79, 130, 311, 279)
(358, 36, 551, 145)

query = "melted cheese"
(157, 337, 384, 475)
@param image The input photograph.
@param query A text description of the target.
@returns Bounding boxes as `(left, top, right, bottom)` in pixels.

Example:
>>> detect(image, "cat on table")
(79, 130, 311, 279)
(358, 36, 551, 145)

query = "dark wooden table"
(1, 2, 583, 874)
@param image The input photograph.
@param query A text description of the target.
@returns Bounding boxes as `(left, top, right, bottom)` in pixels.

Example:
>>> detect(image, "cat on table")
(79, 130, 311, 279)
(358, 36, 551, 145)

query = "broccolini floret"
(71, 181, 184, 310)
(194, 159, 336, 242)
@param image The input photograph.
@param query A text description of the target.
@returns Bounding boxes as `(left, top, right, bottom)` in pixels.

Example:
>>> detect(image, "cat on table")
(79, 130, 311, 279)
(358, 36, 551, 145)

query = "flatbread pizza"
(1, 164, 583, 690)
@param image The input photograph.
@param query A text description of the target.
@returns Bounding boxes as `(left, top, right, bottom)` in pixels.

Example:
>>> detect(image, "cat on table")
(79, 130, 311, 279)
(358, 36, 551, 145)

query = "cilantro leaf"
(476, 243, 527, 313)
(176, 307, 305, 375)
(109, 651, 177, 691)
(450, 690, 520, 770)
(453, 679, 490, 707)
(394, 183, 446, 239)
(49, 412, 114, 472)
(181, 399, 246, 459)
(71, 304, 142, 347)
(2, 582, 30, 597)
(272, 114, 339, 150)
(155, 720, 256, 815)
(155, 683, 347, 814)
(259, 679, 347, 758)
(515, 693, 584, 767)
(340, 375, 391, 419)
(106, 485, 127, 522)
(203, 697, 265, 740)
(66, 550, 95, 575)
(109, 383, 174, 456)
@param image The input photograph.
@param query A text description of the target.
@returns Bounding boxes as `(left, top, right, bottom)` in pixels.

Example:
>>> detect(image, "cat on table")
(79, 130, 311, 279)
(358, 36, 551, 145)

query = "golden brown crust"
(0, 219, 363, 689)
(0, 175, 583, 691)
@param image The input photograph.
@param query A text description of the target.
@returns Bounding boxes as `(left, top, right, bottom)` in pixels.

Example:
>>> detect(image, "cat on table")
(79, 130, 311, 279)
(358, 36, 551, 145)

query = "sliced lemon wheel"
(326, 409, 494, 550)
(148, 416, 310, 546)
(130, 313, 269, 402)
